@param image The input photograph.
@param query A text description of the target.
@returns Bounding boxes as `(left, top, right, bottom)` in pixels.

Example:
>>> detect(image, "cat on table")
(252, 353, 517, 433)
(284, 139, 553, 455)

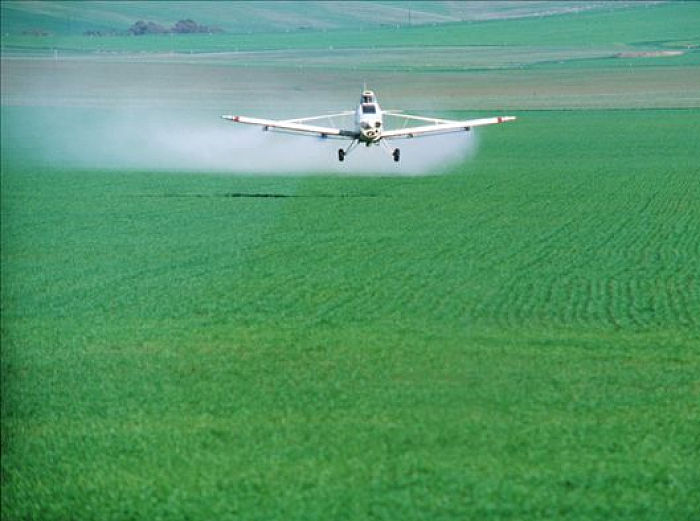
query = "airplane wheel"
(393, 148, 400, 162)
(338, 149, 345, 162)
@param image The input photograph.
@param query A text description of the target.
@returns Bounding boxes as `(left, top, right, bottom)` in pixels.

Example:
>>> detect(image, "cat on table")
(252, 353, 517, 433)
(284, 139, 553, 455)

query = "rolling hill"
(1, 0, 658, 36)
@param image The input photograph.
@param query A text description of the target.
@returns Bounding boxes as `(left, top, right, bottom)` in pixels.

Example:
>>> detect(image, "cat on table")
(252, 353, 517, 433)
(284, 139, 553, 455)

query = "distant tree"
(129, 20, 168, 36)
(172, 19, 200, 34)
(144, 22, 156, 34)
(172, 19, 222, 34)
(129, 20, 148, 35)
(147, 21, 168, 34)
(127, 18, 223, 36)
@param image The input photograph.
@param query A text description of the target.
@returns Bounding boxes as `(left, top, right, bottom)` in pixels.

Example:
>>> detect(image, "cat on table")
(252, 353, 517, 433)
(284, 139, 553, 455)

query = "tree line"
(81, 19, 223, 37)
(128, 19, 222, 35)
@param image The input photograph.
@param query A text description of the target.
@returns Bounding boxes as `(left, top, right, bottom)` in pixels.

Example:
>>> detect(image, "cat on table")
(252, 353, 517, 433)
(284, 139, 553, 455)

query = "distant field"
(0, 1, 647, 36)
(2, 2, 700, 520)
(2, 52, 699, 117)
(3, 1, 698, 111)
(2, 2, 699, 54)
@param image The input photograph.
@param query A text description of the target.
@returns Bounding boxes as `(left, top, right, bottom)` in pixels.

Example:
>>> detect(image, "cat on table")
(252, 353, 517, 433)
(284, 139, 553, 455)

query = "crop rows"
(3, 103, 699, 520)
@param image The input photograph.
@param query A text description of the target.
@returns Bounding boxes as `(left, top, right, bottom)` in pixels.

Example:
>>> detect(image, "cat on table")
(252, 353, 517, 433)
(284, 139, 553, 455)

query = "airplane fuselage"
(222, 87, 516, 164)
(355, 90, 383, 145)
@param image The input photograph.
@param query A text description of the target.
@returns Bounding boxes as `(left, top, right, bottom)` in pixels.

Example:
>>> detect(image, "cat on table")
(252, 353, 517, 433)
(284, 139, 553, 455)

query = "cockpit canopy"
(361, 90, 376, 104)
(362, 104, 377, 114)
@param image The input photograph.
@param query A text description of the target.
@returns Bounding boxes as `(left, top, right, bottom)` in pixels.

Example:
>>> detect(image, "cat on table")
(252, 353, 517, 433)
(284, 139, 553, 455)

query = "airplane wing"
(221, 113, 358, 139)
(381, 114, 516, 139)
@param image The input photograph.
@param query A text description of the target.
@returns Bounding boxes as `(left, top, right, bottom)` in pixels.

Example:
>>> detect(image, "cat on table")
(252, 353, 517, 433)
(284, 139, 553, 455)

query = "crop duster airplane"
(222, 89, 515, 162)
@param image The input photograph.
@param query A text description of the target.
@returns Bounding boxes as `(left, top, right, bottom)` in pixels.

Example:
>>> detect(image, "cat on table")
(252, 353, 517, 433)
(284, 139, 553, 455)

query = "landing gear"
(381, 140, 400, 163)
(338, 140, 359, 162)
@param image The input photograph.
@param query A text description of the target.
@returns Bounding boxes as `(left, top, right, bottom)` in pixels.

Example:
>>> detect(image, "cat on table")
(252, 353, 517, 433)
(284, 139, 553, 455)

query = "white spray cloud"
(8, 107, 478, 176)
(3, 58, 483, 175)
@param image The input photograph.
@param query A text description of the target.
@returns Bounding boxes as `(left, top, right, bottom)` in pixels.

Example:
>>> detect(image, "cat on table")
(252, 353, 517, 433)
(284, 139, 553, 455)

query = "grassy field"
(2, 2, 700, 520)
(2, 2, 699, 54)
(3, 108, 699, 520)
(0, 1, 647, 36)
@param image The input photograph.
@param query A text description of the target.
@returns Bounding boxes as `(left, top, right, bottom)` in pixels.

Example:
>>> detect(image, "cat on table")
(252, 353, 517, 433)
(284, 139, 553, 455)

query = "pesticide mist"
(1, 58, 478, 175)
(4, 107, 478, 176)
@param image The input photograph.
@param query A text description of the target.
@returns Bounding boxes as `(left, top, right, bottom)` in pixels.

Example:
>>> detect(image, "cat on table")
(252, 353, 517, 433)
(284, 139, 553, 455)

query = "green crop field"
(2, 2, 700, 520)
(3, 2, 700, 55)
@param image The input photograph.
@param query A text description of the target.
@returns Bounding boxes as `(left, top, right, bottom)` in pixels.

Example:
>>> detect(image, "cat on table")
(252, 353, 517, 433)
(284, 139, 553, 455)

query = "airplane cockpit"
(361, 90, 376, 104)
(360, 90, 379, 115)
(362, 104, 377, 114)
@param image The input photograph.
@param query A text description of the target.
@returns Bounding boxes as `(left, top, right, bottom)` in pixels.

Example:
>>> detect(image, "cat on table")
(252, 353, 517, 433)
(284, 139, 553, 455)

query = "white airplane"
(222, 89, 515, 162)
